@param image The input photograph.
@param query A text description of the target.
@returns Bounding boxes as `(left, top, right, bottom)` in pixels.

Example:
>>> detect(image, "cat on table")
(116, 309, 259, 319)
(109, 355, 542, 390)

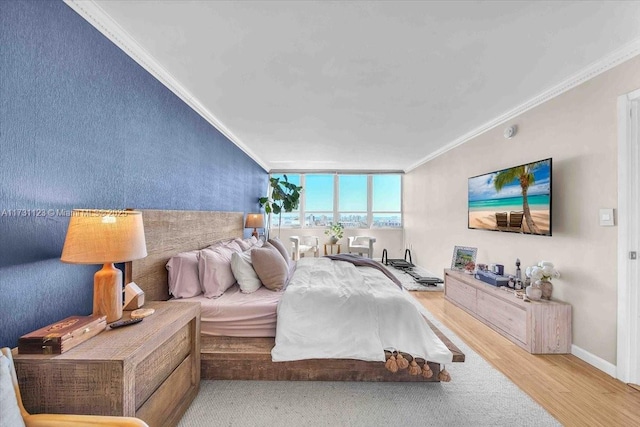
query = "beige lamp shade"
(61, 209, 147, 264)
(245, 213, 265, 229)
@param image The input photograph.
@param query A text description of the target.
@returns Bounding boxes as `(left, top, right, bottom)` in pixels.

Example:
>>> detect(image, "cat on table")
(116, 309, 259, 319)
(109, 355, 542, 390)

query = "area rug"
(177, 312, 560, 427)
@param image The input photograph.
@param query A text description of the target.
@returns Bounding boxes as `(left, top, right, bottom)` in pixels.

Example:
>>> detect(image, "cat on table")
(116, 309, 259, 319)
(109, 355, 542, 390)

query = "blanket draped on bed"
(271, 257, 453, 364)
(324, 253, 402, 288)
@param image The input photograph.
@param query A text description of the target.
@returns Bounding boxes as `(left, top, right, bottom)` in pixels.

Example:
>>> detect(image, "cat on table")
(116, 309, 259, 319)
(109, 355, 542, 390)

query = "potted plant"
(258, 175, 302, 238)
(324, 222, 344, 244)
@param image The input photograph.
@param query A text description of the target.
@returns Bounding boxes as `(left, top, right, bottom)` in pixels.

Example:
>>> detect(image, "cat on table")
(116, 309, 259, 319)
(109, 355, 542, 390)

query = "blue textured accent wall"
(0, 0, 267, 347)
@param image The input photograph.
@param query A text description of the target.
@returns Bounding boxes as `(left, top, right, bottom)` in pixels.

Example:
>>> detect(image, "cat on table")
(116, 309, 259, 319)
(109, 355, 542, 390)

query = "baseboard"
(571, 344, 617, 378)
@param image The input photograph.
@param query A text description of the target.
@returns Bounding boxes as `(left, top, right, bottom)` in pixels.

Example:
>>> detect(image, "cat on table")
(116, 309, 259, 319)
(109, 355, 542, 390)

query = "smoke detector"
(503, 125, 518, 139)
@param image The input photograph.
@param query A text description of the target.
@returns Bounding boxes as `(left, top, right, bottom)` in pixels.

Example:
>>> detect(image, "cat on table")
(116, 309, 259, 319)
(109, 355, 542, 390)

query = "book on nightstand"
(18, 315, 107, 355)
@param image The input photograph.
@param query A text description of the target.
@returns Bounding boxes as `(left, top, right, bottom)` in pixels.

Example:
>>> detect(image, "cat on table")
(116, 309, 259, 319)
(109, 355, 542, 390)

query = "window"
(372, 175, 402, 228)
(304, 174, 333, 227)
(338, 175, 368, 228)
(266, 173, 402, 229)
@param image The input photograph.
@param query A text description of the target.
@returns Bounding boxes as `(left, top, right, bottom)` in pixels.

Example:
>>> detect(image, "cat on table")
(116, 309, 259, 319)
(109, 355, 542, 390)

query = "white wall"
(404, 55, 640, 365)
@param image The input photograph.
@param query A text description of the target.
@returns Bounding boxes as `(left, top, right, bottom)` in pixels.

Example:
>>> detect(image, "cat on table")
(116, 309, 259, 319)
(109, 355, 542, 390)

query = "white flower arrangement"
(525, 261, 560, 282)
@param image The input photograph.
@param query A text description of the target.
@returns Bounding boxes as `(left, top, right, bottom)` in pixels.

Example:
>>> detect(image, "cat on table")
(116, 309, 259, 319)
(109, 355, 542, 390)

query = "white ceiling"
(76, 1, 640, 172)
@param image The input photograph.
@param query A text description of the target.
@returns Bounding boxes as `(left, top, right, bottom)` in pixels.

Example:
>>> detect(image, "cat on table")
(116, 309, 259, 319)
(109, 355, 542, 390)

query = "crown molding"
(64, 0, 270, 172)
(405, 37, 640, 173)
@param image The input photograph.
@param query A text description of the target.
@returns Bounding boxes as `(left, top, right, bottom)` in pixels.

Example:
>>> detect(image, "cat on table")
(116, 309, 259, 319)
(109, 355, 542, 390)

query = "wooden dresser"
(13, 301, 200, 427)
(444, 269, 571, 354)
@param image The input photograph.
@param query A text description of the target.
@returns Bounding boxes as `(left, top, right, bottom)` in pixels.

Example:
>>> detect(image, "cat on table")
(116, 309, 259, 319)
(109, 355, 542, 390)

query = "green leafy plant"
(324, 222, 344, 241)
(258, 175, 302, 237)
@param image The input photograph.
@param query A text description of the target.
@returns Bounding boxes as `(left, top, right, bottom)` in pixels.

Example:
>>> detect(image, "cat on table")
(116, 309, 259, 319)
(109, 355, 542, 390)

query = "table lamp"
(61, 209, 147, 323)
(245, 213, 265, 238)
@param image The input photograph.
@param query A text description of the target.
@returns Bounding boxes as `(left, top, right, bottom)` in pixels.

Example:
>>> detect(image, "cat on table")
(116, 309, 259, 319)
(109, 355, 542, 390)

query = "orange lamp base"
(93, 263, 123, 323)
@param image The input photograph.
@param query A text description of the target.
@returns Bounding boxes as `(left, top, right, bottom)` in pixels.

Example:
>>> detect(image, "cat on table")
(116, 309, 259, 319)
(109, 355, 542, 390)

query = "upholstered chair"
(289, 236, 320, 260)
(347, 236, 377, 258)
(0, 347, 149, 427)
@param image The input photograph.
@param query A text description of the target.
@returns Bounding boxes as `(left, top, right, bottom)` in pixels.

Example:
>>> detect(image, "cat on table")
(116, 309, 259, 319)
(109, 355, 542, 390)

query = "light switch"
(599, 208, 615, 226)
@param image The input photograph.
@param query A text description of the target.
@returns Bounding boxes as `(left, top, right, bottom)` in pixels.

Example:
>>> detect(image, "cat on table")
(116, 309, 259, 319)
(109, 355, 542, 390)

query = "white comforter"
(271, 257, 453, 364)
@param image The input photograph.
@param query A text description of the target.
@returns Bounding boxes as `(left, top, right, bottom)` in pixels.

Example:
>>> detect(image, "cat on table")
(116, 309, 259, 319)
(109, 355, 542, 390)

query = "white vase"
(526, 282, 543, 301)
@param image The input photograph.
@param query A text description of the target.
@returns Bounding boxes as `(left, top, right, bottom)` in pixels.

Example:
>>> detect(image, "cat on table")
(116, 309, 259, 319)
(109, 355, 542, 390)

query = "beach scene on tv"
(468, 159, 551, 236)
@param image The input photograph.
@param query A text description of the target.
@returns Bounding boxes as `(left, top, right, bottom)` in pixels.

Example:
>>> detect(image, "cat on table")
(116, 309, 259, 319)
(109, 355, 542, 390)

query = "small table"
(324, 243, 341, 255)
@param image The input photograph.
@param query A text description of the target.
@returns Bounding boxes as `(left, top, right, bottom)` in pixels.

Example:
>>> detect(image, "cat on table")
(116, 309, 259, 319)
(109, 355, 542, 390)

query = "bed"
(125, 209, 464, 382)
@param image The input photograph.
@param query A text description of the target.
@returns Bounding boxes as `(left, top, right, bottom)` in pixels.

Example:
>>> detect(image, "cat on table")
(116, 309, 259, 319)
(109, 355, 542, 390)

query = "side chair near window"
(0, 347, 149, 427)
(347, 236, 377, 258)
(289, 236, 320, 260)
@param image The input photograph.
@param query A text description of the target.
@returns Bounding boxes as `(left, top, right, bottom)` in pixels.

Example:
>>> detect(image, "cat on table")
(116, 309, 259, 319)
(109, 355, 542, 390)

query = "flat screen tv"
(468, 158, 552, 236)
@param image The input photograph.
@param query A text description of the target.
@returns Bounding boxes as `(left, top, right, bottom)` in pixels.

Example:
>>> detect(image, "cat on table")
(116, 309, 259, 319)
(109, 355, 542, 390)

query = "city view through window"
(269, 174, 402, 228)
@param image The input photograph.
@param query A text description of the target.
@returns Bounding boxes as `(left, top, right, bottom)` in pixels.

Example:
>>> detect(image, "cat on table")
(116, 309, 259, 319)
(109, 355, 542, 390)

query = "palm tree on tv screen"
(494, 162, 544, 234)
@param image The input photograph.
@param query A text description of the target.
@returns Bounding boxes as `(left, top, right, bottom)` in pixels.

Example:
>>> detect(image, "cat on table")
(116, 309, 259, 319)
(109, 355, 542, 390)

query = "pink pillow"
(206, 238, 240, 252)
(235, 238, 252, 251)
(166, 250, 202, 298)
(198, 245, 236, 298)
(267, 238, 291, 264)
(251, 244, 289, 291)
(243, 236, 257, 246)
(224, 239, 243, 253)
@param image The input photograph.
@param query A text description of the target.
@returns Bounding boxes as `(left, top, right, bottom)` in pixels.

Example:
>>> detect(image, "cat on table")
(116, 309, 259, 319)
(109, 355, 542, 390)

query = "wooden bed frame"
(126, 209, 464, 382)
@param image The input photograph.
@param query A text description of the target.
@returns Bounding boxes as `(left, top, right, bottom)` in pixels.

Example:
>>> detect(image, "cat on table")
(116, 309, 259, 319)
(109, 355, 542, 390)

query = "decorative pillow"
(251, 244, 289, 291)
(231, 250, 262, 293)
(0, 355, 26, 427)
(198, 245, 236, 298)
(166, 250, 202, 298)
(268, 238, 291, 264)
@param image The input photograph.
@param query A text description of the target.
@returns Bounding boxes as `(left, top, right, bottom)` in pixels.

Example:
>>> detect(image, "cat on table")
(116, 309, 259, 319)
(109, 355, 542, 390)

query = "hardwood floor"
(413, 291, 640, 427)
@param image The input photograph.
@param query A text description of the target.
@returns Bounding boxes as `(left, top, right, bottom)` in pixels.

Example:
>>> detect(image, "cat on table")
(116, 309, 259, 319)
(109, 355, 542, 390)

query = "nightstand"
(13, 301, 200, 427)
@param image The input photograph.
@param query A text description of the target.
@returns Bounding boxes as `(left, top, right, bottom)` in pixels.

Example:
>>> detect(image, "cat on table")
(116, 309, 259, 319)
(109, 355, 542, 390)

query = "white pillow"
(231, 250, 262, 294)
(0, 355, 26, 427)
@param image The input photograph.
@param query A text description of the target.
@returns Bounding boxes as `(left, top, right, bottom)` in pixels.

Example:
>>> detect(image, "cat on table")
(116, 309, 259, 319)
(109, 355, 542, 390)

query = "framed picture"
(451, 246, 477, 270)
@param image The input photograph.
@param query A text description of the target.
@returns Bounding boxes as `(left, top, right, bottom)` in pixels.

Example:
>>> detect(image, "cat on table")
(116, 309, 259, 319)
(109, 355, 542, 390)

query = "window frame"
(268, 173, 403, 229)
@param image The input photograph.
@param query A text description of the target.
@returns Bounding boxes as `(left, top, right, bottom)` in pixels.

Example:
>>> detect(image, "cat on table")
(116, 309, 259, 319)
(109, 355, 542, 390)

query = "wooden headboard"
(125, 209, 244, 301)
